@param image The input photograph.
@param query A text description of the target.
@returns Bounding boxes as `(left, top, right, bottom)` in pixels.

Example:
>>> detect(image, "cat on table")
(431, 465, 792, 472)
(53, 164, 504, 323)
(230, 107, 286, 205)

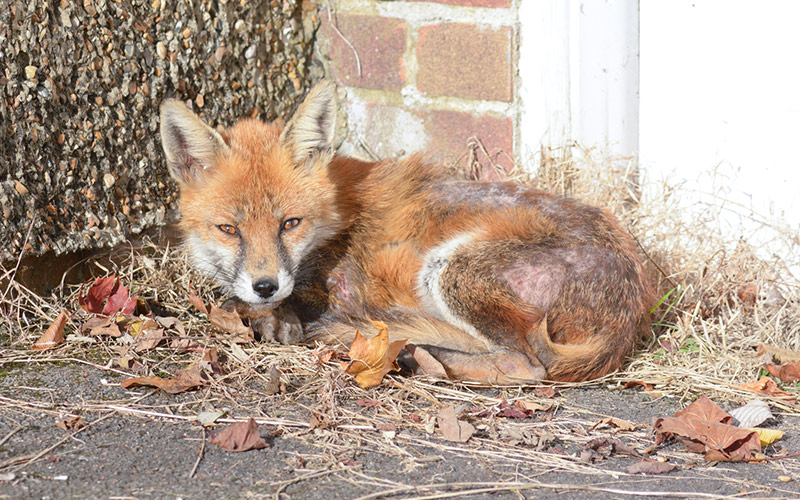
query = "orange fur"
(160, 81, 655, 384)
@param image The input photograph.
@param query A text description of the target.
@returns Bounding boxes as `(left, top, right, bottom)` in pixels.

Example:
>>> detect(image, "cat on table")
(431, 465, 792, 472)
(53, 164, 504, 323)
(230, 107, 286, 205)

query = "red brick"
(320, 14, 406, 91)
(423, 110, 513, 177)
(407, 0, 510, 7)
(416, 23, 513, 102)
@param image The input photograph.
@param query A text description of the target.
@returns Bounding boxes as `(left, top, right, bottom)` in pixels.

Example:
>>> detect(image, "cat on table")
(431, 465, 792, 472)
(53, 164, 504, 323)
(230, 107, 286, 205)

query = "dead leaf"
(312, 346, 336, 364)
(33, 311, 69, 350)
(436, 405, 475, 443)
(55, 415, 85, 431)
(209, 305, 254, 341)
(750, 427, 784, 447)
(627, 461, 678, 474)
(188, 286, 209, 315)
(356, 398, 382, 408)
(405, 344, 448, 378)
(729, 400, 773, 428)
(209, 418, 269, 452)
(515, 399, 552, 413)
(623, 380, 654, 392)
(264, 366, 283, 395)
(120, 368, 207, 394)
(533, 386, 556, 398)
(589, 417, 637, 432)
(653, 396, 762, 461)
(675, 395, 733, 425)
(81, 317, 122, 337)
(764, 362, 800, 383)
(757, 344, 800, 364)
(341, 321, 408, 388)
(79, 276, 136, 316)
(127, 318, 164, 352)
(738, 376, 796, 402)
(472, 400, 536, 419)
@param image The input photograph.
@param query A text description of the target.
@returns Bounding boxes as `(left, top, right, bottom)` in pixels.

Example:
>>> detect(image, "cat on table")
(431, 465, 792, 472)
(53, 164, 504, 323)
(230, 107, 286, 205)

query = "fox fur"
(159, 80, 654, 384)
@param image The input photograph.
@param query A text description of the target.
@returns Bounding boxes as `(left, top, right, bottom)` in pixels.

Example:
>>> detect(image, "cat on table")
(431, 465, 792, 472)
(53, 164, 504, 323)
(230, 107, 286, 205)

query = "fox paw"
(250, 309, 303, 344)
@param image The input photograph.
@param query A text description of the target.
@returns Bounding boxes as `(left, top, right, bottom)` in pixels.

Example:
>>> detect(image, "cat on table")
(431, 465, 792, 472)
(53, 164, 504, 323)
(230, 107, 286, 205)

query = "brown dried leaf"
(55, 415, 86, 431)
(120, 368, 207, 394)
(188, 287, 208, 315)
(341, 321, 407, 388)
(209, 305, 254, 340)
(437, 405, 475, 443)
(533, 386, 556, 398)
(623, 380, 654, 392)
(764, 362, 800, 383)
(627, 461, 678, 474)
(209, 418, 269, 452)
(312, 347, 336, 364)
(589, 416, 638, 431)
(675, 395, 733, 424)
(81, 317, 122, 337)
(128, 318, 164, 352)
(738, 376, 796, 402)
(405, 343, 448, 379)
(264, 366, 283, 395)
(33, 310, 69, 350)
(653, 396, 762, 461)
(757, 344, 800, 364)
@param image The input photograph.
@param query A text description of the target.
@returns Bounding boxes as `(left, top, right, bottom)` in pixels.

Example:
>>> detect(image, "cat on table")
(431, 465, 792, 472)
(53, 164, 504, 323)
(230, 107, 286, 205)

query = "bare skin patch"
(500, 260, 566, 310)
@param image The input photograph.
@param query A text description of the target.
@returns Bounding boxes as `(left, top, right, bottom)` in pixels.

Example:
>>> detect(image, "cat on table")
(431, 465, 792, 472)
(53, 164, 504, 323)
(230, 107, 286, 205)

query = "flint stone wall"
(0, 0, 320, 262)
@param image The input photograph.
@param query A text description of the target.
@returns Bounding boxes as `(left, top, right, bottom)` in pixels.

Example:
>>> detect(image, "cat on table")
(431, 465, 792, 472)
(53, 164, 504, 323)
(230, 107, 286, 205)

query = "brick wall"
(316, 0, 520, 178)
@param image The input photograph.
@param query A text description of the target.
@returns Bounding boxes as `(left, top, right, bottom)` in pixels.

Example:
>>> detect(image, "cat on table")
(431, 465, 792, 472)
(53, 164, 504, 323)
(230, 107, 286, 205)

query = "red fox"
(159, 81, 654, 384)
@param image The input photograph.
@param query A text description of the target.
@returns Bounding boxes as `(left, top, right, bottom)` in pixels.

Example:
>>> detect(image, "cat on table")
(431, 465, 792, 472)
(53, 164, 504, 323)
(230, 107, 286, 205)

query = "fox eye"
(282, 218, 302, 231)
(218, 224, 238, 236)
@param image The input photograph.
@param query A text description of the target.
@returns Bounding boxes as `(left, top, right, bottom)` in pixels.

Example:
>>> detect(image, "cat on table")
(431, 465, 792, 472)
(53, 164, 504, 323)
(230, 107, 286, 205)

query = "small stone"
(14, 181, 29, 195)
(182, 27, 191, 39)
(103, 173, 116, 188)
(195, 94, 204, 108)
(779, 476, 792, 482)
(214, 46, 225, 62)
(156, 42, 166, 60)
(25, 65, 37, 79)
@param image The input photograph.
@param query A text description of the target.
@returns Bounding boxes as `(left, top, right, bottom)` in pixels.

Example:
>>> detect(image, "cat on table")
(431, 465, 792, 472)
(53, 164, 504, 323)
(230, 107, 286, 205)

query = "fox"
(158, 80, 654, 384)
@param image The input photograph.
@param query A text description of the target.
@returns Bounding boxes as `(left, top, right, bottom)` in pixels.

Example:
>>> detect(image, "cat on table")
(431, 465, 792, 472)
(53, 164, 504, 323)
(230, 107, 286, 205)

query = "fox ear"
(159, 99, 229, 186)
(280, 80, 337, 166)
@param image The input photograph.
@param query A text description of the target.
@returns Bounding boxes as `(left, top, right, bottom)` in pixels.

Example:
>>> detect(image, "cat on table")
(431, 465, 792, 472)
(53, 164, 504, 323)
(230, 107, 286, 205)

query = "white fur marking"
(416, 233, 491, 349)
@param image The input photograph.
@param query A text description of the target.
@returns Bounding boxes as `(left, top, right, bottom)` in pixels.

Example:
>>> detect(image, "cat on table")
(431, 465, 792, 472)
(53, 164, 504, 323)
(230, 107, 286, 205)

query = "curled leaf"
(33, 310, 69, 350)
(120, 368, 207, 394)
(750, 427, 784, 447)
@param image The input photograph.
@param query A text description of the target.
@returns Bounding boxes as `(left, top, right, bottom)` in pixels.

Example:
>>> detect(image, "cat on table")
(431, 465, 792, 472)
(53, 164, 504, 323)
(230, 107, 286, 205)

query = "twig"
(188, 428, 206, 478)
(0, 426, 24, 448)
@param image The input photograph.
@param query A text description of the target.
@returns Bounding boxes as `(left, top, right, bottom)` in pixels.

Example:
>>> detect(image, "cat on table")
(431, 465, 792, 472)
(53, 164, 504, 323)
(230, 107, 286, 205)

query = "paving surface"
(1, 361, 799, 500)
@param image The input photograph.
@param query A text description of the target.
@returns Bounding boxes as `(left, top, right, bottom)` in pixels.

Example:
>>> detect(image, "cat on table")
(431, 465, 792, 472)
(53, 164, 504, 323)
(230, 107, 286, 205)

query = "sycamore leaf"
(756, 344, 800, 364)
(437, 405, 475, 443)
(209, 418, 269, 452)
(341, 321, 407, 388)
(764, 362, 800, 383)
(738, 376, 796, 402)
(120, 367, 207, 394)
(33, 310, 69, 350)
(627, 461, 678, 474)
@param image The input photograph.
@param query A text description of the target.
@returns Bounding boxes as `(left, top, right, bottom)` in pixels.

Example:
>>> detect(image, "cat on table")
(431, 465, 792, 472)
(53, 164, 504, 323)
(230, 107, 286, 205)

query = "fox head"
(159, 81, 340, 308)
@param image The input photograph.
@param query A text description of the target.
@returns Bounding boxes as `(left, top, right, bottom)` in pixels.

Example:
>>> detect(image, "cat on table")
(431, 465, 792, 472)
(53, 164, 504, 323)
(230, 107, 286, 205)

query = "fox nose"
(253, 279, 279, 300)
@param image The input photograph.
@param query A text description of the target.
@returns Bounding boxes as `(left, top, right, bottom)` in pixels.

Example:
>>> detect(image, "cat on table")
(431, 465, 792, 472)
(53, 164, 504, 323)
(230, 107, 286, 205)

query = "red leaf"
(764, 362, 800, 383)
(79, 276, 138, 316)
(627, 461, 678, 474)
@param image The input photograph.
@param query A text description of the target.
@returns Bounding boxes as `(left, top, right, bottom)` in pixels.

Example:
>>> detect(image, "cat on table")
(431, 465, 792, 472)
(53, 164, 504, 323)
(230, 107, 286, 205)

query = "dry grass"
(1, 142, 799, 495)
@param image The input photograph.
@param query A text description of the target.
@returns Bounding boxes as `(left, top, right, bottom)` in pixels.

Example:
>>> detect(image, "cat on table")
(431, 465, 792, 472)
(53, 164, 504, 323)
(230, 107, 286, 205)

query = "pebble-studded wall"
(0, 0, 321, 262)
